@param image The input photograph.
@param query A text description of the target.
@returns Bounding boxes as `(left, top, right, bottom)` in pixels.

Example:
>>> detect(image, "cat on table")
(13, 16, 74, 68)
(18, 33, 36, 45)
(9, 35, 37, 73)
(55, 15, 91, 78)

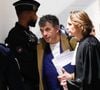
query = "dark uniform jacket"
(0, 43, 24, 90)
(5, 22, 39, 90)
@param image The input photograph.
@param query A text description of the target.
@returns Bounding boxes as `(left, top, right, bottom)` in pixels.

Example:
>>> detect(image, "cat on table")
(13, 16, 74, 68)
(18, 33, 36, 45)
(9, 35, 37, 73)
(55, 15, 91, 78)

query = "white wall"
(86, 0, 100, 40)
(0, 0, 100, 43)
(0, 0, 18, 43)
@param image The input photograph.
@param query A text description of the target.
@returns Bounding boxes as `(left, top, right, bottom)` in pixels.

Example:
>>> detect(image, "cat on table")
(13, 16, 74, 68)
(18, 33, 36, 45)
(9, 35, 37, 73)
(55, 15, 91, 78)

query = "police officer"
(5, 0, 40, 90)
(0, 43, 24, 90)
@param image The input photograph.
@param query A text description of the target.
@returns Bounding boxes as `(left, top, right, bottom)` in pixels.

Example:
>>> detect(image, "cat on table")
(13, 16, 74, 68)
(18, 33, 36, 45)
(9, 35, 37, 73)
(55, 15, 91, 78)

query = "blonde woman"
(58, 10, 100, 90)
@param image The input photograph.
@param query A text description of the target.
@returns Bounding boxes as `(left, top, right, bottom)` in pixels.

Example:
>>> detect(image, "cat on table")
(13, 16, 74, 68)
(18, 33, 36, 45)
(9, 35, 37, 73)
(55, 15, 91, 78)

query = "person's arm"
(5, 50, 24, 90)
(58, 68, 74, 86)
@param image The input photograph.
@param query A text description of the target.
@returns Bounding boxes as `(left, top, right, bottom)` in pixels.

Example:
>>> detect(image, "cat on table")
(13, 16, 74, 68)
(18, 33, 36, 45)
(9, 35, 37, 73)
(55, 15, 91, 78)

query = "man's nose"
(43, 30, 47, 36)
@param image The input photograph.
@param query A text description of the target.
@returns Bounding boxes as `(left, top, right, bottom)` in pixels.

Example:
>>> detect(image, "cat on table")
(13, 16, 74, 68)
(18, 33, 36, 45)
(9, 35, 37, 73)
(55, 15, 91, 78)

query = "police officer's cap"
(13, 0, 40, 12)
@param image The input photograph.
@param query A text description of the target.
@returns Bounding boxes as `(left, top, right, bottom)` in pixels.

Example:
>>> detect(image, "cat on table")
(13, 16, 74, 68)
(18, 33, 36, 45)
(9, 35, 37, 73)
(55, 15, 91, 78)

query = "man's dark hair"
(39, 14, 59, 27)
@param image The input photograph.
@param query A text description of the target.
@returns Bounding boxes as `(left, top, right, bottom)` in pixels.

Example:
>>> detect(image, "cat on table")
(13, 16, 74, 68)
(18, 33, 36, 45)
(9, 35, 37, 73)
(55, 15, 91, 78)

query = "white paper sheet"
(52, 50, 75, 75)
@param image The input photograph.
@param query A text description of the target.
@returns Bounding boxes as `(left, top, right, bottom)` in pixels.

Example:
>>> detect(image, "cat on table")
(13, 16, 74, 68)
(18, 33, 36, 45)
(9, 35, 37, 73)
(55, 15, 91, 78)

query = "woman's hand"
(58, 68, 74, 87)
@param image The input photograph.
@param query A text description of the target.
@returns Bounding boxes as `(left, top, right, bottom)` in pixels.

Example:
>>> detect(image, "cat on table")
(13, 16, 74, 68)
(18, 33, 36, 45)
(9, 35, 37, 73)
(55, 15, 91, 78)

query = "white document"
(52, 50, 75, 75)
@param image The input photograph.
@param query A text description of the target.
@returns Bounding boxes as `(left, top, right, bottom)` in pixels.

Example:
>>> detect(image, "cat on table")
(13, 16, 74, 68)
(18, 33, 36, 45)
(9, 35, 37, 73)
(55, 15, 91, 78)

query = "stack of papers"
(52, 50, 75, 75)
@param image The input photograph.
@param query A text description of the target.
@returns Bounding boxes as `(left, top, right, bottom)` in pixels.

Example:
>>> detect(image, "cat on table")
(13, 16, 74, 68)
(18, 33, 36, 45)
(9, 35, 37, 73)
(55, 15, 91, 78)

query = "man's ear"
(55, 25, 60, 33)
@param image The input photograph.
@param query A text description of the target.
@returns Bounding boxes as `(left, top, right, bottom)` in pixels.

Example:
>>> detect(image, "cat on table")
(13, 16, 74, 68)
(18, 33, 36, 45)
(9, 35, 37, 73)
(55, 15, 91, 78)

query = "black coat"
(68, 35, 100, 90)
(75, 35, 100, 90)
(5, 22, 39, 90)
(0, 43, 24, 90)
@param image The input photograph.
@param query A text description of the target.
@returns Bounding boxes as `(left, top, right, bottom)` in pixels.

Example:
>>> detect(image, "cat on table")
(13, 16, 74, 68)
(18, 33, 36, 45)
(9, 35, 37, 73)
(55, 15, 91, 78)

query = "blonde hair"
(69, 10, 94, 37)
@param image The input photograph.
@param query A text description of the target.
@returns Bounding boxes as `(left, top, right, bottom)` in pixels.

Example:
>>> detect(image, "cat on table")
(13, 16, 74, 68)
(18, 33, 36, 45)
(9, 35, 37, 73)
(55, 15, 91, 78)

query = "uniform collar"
(15, 22, 29, 31)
